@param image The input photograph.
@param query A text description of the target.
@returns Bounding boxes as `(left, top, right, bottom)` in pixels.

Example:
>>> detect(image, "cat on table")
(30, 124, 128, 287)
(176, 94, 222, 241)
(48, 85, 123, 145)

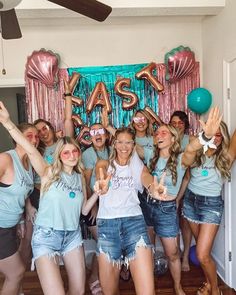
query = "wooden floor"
(1, 263, 236, 295)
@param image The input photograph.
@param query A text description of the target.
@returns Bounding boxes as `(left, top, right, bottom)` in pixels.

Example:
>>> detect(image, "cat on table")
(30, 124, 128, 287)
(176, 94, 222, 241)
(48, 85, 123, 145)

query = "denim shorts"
(139, 192, 179, 238)
(183, 188, 224, 225)
(97, 215, 152, 266)
(31, 225, 83, 264)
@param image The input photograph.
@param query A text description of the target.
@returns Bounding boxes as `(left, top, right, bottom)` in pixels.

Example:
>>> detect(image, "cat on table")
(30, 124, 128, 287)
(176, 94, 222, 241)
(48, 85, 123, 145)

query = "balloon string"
(0, 35, 6, 75)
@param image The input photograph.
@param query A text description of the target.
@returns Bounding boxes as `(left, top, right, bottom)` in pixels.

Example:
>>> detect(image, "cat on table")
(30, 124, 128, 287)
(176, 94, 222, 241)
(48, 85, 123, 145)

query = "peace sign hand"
(150, 173, 167, 200)
(93, 168, 112, 195)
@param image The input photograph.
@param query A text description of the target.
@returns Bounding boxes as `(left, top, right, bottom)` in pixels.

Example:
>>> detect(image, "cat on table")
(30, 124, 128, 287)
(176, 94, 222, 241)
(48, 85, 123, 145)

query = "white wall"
(0, 16, 203, 85)
(202, 0, 236, 283)
(202, 0, 236, 109)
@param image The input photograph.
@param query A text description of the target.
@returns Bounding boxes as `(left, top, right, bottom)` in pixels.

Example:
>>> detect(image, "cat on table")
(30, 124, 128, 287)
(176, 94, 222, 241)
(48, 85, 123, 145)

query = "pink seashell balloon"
(165, 46, 196, 83)
(25, 49, 60, 88)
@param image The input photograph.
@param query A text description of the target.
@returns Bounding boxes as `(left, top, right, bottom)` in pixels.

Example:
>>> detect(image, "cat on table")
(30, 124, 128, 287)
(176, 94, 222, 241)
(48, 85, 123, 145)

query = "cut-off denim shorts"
(138, 191, 179, 238)
(182, 188, 224, 225)
(31, 225, 83, 268)
(96, 215, 152, 266)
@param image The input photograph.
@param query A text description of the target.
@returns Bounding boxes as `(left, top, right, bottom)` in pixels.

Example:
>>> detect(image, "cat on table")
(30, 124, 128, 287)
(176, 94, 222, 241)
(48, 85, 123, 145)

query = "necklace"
(61, 171, 79, 199)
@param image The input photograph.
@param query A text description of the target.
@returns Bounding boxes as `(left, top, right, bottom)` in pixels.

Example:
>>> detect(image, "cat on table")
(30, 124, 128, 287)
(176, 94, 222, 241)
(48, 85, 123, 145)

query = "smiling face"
(59, 143, 80, 168)
(90, 124, 107, 150)
(170, 115, 185, 135)
(132, 112, 149, 134)
(35, 121, 55, 146)
(114, 131, 134, 161)
(155, 126, 174, 150)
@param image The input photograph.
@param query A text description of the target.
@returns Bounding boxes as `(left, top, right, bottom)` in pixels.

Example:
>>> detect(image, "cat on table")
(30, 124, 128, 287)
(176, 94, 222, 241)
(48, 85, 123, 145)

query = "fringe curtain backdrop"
(25, 62, 200, 134)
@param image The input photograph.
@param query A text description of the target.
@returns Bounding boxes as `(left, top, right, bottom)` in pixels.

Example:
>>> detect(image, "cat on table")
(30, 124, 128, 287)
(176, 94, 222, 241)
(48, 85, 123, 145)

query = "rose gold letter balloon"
(76, 126, 92, 147)
(114, 78, 138, 110)
(136, 62, 164, 92)
(69, 72, 83, 107)
(86, 82, 112, 113)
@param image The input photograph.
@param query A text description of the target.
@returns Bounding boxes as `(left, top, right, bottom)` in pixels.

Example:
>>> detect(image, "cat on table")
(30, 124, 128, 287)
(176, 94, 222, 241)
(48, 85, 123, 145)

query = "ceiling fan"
(0, 0, 112, 40)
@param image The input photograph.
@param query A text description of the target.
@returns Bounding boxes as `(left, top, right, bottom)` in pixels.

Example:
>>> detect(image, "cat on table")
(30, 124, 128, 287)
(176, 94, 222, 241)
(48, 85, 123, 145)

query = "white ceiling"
(16, 0, 225, 19)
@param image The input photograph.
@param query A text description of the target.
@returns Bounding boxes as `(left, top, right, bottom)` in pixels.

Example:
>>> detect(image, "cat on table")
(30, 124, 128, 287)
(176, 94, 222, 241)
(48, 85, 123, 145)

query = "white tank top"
(97, 152, 144, 219)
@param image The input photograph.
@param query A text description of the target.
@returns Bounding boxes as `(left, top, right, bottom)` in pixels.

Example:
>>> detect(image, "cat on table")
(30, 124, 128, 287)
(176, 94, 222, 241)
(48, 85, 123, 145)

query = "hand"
(0, 101, 10, 124)
(101, 107, 109, 128)
(150, 173, 167, 200)
(17, 223, 26, 239)
(26, 205, 37, 224)
(199, 106, 222, 138)
(94, 167, 112, 195)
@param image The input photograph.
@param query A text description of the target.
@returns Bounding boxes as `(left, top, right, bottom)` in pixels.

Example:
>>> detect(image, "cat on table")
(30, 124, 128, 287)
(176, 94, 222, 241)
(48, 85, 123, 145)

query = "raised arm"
(0, 101, 47, 177)
(101, 107, 116, 136)
(64, 80, 74, 137)
(182, 106, 222, 167)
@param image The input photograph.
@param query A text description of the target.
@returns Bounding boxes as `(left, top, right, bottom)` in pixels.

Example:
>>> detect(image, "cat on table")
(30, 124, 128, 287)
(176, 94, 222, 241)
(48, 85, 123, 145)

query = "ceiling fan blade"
(48, 0, 112, 22)
(0, 9, 22, 40)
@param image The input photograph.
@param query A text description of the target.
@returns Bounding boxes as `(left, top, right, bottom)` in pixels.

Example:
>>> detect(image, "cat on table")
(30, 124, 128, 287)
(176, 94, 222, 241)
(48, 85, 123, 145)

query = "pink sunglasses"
(89, 128, 105, 137)
(133, 117, 146, 124)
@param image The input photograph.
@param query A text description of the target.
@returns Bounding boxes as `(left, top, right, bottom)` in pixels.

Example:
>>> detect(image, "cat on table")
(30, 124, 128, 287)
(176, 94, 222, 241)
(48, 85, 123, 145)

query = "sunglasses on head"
(89, 128, 105, 137)
(133, 117, 146, 124)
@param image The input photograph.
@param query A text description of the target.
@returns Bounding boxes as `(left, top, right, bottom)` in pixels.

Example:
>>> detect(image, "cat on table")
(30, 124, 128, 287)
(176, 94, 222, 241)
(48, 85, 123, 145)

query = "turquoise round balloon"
(187, 88, 212, 114)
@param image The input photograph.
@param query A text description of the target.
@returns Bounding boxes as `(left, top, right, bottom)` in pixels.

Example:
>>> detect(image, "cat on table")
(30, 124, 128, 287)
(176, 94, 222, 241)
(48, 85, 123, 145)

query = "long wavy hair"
(170, 110, 190, 134)
(33, 119, 57, 155)
(150, 124, 181, 185)
(193, 121, 231, 179)
(109, 127, 136, 174)
(130, 109, 154, 137)
(42, 136, 84, 193)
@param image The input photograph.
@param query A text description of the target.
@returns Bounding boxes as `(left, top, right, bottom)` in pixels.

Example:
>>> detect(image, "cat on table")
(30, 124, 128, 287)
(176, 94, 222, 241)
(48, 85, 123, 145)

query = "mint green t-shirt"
(35, 171, 84, 230)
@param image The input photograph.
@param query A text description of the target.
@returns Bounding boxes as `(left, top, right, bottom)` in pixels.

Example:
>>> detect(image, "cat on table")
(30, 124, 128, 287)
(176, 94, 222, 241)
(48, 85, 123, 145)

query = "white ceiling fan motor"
(0, 0, 22, 11)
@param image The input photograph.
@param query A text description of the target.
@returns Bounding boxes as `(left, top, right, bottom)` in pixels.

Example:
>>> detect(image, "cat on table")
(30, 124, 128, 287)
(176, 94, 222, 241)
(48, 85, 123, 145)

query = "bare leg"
(195, 223, 220, 295)
(18, 220, 33, 268)
(35, 255, 65, 295)
(0, 251, 25, 295)
(98, 253, 120, 295)
(161, 237, 185, 295)
(129, 247, 155, 295)
(63, 246, 86, 295)
(180, 217, 192, 272)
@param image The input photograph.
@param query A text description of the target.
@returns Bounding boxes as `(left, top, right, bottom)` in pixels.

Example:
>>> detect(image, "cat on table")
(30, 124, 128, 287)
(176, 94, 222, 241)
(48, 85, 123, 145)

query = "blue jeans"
(97, 215, 152, 265)
(183, 188, 224, 225)
(139, 192, 179, 238)
(32, 225, 83, 263)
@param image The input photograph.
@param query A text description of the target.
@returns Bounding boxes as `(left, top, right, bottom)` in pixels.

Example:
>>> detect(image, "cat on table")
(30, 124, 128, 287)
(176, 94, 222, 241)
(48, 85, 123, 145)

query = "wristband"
(198, 131, 217, 154)
(202, 132, 212, 142)
(64, 93, 72, 97)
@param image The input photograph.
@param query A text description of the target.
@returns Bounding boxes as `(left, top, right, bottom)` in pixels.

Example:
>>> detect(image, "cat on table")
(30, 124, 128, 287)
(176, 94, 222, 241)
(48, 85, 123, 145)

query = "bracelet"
(202, 132, 212, 142)
(198, 131, 216, 154)
(64, 93, 72, 97)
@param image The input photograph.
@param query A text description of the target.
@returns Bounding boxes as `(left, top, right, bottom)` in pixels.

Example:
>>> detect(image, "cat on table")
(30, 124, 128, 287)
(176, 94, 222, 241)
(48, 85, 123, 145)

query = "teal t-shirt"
(188, 156, 223, 196)
(135, 135, 154, 167)
(152, 153, 186, 198)
(181, 134, 189, 151)
(0, 150, 34, 228)
(82, 146, 110, 191)
(35, 171, 84, 230)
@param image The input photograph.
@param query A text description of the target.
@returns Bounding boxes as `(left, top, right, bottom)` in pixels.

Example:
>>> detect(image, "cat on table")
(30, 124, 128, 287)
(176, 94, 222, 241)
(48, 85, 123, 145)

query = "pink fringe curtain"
(25, 63, 200, 133)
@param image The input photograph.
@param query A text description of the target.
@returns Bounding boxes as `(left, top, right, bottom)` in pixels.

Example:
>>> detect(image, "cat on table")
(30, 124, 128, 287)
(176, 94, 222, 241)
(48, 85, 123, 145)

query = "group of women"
(0, 92, 235, 295)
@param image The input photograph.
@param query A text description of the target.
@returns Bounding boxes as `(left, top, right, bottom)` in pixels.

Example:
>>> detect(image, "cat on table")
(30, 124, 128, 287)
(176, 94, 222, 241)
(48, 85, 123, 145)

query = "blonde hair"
(130, 109, 154, 136)
(109, 127, 136, 173)
(150, 124, 181, 185)
(194, 121, 231, 179)
(42, 136, 84, 193)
